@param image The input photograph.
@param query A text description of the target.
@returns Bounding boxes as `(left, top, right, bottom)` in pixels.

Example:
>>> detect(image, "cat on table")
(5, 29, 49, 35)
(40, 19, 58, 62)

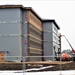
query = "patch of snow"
(26, 66, 53, 71)
(61, 70, 75, 75)
(0, 70, 75, 75)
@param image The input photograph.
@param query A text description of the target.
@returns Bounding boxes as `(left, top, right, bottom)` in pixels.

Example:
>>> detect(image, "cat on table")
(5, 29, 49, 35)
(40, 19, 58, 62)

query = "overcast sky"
(0, 0, 75, 51)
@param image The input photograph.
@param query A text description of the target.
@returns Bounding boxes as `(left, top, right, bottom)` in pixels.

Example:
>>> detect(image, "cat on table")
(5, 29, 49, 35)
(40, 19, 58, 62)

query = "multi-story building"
(0, 5, 43, 62)
(0, 5, 61, 62)
(43, 19, 61, 61)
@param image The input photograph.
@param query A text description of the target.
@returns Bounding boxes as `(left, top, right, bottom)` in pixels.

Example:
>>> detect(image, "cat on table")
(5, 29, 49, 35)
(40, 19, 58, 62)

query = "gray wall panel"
(0, 37, 20, 55)
(44, 22, 52, 31)
(0, 23, 20, 34)
(0, 8, 21, 61)
(44, 32, 52, 41)
(0, 36, 21, 61)
(43, 22, 53, 61)
(0, 8, 21, 21)
(44, 42, 53, 60)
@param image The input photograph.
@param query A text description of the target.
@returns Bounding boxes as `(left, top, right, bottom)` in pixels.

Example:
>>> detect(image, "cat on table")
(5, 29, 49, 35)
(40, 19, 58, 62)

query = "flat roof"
(43, 19, 60, 29)
(0, 5, 42, 21)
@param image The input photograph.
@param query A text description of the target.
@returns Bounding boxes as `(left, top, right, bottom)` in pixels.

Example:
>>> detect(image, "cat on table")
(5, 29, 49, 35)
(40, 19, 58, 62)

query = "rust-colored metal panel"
(0, 53, 5, 62)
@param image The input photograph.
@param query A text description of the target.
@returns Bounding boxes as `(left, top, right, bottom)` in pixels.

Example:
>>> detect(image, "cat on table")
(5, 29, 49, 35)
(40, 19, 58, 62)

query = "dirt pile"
(0, 62, 75, 71)
(26, 62, 75, 72)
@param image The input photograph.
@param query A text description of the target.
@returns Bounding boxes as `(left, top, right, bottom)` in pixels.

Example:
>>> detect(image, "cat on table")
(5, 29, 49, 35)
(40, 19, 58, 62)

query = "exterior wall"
(43, 22, 53, 61)
(0, 8, 43, 62)
(21, 9, 28, 61)
(0, 8, 21, 61)
(52, 23, 60, 58)
(27, 11, 43, 61)
(58, 33, 61, 54)
(43, 22, 60, 61)
(28, 11, 42, 31)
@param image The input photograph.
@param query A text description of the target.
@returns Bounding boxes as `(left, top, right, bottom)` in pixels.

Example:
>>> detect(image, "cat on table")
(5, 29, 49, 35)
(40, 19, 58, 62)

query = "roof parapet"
(43, 19, 60, 29)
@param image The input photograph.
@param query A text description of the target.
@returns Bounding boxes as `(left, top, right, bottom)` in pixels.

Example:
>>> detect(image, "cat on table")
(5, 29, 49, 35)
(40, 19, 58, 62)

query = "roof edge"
(43, 19, 60, 29)
(0, 5, 42, 21)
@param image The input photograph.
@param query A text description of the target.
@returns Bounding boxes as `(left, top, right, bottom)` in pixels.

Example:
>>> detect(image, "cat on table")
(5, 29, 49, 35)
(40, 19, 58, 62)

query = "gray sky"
(0, 0, 75, 51)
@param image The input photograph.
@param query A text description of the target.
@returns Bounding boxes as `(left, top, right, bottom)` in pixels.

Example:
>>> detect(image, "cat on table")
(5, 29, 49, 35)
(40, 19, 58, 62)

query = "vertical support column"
(60, 55, 62, 75)
(20, 21, 23, 62)
(23, 56, 26, 75)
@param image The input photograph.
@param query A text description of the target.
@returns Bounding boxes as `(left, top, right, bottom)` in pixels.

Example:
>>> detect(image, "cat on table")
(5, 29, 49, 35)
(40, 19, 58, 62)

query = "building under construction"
(0, 5, 61, 62)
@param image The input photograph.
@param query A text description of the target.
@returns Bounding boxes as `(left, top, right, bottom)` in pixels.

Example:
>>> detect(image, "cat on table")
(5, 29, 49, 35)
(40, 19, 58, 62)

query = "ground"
(0, 61, 75, 72)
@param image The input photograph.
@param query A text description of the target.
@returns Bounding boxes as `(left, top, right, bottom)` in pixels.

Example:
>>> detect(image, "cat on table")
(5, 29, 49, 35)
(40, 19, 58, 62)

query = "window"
(53, 24, 58, 33)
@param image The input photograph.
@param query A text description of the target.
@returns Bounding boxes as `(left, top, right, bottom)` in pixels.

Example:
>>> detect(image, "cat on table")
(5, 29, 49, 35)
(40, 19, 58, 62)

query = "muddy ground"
(0, 62, 75, 72)
(26, 62, 75, 72)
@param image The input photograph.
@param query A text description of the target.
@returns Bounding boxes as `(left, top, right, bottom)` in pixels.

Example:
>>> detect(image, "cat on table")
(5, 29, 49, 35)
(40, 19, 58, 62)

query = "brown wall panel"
(27, 11, 42, 31)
